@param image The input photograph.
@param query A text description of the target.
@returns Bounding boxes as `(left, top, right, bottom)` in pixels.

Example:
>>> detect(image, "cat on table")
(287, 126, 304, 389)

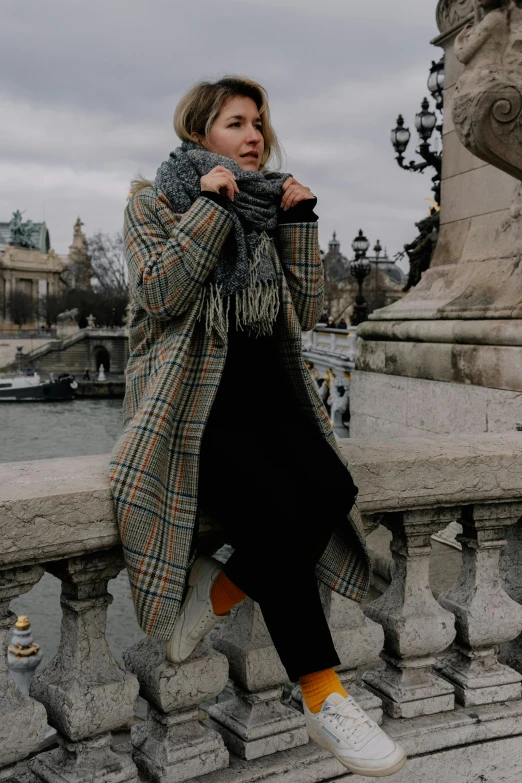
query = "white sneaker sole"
(307, 724, 407, 778)
(166, 557, 220, 664)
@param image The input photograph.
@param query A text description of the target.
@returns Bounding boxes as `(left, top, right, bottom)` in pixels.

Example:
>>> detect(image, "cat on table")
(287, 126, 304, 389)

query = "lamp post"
(373, 239, 382, 311)
(390, 56, 444, 206)
(350, 230, 371, 326)
(427, 55, 445, 112)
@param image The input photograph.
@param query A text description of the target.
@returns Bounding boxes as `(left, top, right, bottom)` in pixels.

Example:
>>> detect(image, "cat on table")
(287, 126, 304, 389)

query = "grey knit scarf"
(156, 141, 291, 338)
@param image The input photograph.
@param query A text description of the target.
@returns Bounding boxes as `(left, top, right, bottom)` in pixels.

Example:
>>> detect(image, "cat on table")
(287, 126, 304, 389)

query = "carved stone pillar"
(208, 600, 308, 760)
(124, 638, 229, 782)
(28, 550, 140, 783)
(436, 502, 522, 706)
(500, 518, 522, 674)
(0, 565, 47, 777)
(363, 509, 457, 718)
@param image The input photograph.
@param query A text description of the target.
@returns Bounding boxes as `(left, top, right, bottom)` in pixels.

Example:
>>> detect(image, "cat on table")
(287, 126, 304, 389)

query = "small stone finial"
(15, 615, 30, 631)
(8, 615, 40, 660)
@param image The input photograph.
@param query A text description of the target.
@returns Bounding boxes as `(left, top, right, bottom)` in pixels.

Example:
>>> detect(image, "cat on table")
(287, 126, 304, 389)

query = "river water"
(3, 399, 147, 666)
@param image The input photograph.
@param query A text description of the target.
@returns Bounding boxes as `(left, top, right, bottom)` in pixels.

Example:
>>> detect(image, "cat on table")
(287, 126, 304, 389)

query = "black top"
(198, 191, 358, 518)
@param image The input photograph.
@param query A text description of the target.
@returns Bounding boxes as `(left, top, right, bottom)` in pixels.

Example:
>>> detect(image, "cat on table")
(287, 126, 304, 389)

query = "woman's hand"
(281, 178, 315, 211)
(200, 166, 239, 201)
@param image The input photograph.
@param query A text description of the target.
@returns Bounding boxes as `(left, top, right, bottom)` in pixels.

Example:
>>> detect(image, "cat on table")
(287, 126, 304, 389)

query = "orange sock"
(211, 571, 247, 616)
(300, 668, 348, 714)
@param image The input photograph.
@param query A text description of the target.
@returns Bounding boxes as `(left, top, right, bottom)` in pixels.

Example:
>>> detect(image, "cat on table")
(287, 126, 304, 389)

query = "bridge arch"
(94, 345, 111, 374)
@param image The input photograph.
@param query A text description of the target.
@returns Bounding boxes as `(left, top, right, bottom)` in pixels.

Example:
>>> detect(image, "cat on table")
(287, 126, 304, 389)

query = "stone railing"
(2, 434, 522, 782)
(303, 326, 357, 362)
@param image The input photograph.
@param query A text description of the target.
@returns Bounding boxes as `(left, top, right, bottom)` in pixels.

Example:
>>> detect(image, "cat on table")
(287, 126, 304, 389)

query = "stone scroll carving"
(437, 0, 476, 35)
(452, 1, 522, 180)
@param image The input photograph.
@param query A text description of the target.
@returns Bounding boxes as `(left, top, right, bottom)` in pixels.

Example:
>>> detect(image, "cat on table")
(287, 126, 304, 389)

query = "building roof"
(0, 219, 51, 254)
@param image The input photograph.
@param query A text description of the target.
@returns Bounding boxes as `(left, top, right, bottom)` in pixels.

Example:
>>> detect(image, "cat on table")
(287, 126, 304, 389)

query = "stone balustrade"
(2, 434, 522, 781)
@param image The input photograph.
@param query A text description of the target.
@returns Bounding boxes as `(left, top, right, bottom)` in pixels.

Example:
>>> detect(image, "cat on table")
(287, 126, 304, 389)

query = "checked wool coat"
(109, 184, 371, 640)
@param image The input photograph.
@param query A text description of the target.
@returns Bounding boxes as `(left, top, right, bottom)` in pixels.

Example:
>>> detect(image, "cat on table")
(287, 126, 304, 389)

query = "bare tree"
(8, 290, 36, 327)
(88, 232, 128, 297)
(41, 292, 68, 327)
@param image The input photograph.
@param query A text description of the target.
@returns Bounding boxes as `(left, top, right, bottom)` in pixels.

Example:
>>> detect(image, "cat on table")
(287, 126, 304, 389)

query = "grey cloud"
(1, 0, 441, 258)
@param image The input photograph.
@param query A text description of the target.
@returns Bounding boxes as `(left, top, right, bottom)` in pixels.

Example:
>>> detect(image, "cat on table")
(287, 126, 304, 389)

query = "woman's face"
(197, 95, 265, 171)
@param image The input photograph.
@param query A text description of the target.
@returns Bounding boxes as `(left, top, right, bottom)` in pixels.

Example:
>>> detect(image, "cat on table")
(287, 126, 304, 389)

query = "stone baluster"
(363, 509, 457, 718)
(500, 517, 522, 674)
(436, 502, 522, 706)
(208, 600, 308, 760)
(0, 565, 47, 779)
(27, 549, 140, 783)
(124, 637, 229, 782)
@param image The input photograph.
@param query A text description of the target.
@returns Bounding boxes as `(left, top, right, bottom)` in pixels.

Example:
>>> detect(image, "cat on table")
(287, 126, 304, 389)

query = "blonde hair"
(129, 76, 283, 197)
(174, 75, 283, 171)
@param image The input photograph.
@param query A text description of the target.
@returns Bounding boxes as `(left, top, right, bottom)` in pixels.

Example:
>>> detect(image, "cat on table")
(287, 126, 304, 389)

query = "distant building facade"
(322, 232, 406, 322)
(0, 212, 92, 328)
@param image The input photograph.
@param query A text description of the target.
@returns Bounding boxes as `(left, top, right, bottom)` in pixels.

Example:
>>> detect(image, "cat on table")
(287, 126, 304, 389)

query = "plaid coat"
(109, 184, 371, 640)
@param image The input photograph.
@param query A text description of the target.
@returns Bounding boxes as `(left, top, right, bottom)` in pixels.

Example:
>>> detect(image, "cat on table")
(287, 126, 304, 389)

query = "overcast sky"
(1, 0, 441, 267)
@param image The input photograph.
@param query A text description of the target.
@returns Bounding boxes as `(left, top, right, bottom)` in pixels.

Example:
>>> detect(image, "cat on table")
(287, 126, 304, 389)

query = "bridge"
(11, 328, 129, 375)
(303, 327, 357, 437)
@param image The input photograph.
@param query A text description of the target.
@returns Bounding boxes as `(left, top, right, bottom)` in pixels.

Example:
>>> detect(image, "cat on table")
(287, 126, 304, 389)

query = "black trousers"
(199, 421, 356, 682)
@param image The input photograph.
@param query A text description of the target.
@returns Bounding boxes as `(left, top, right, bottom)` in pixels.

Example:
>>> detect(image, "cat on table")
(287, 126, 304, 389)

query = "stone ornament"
(124, 639, 229, 782)
(436, 502, 522, 707)
(453, 0, 522, 181)
(363, 509, 457, 719)
(437, 0, 475, 35)
(209, 600, 309, 761)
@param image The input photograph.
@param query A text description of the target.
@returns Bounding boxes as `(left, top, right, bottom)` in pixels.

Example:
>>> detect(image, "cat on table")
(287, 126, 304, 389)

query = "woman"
(110, 76, 406, 777)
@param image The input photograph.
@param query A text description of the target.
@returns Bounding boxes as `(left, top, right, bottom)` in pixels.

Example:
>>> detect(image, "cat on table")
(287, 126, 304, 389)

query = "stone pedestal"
(350, 1, 522, 440)
(209, 600, 308, 760)
(0, 565, 47, 774)
(363, 509, 456, 718)
(30, 733, 138, 783)
(124, 638, 229, 782)
(436, 502, 522, 706)
(28, 550, 139, 783)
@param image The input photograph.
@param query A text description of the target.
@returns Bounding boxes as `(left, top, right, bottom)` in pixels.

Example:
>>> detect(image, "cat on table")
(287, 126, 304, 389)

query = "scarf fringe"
(198, 232, 280, 340)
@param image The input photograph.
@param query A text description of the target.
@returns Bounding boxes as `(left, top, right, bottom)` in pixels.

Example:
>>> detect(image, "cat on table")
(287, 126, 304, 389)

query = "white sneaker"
(304, 692, 407, 778)
(166, 556, 227, 664)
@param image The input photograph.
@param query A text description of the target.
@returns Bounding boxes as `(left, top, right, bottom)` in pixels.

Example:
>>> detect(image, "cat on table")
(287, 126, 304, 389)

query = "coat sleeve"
(124, 187, 234, 320)
(276, 222, 325, 331)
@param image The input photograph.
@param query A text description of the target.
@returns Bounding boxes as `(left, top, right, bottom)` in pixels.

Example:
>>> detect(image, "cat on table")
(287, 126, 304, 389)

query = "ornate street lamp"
(391, 59, 444, 206)
(350, 230, 372, 326)
(415, 98, 438, 142)
(428, 55, 445, 111)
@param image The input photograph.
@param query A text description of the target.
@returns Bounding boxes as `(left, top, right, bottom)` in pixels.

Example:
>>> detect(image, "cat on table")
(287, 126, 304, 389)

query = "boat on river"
(0, 372, 78, 401)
